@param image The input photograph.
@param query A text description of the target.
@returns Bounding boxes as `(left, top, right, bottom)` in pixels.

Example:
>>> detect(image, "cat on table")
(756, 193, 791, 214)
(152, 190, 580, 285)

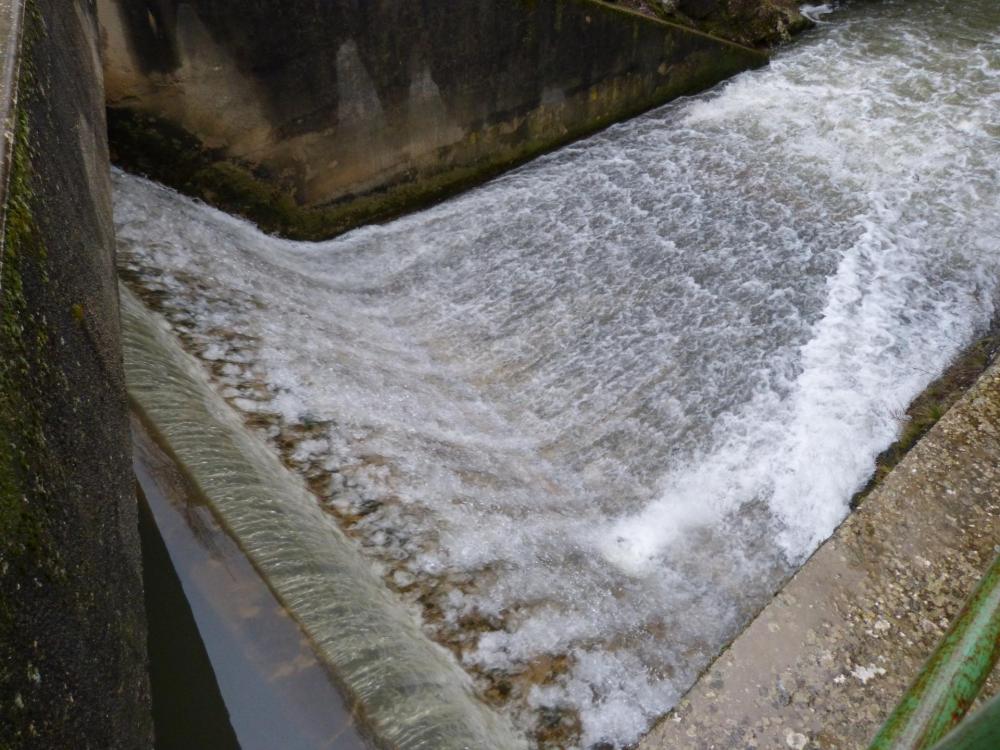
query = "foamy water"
(114, 1, 1000, 746)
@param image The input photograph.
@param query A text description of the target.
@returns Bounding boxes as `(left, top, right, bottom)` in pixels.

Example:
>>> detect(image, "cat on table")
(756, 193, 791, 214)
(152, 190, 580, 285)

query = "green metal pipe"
(929, 691, 1000, 750)
(868, 553, 1000, 750)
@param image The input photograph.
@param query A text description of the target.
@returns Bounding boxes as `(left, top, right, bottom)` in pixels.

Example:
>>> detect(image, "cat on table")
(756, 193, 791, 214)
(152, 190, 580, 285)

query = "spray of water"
(115, 1, 1000, 746)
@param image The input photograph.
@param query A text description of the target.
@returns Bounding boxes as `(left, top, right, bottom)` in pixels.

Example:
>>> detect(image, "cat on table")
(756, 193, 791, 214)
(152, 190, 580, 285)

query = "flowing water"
(115, 1, 1000, 747)
(122, 286, 526, 750)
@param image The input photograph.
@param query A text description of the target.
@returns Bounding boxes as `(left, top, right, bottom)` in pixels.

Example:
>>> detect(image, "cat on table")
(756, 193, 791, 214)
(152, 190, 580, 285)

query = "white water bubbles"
(800, 4, 835, 24)
(114, 1, 1000, 746)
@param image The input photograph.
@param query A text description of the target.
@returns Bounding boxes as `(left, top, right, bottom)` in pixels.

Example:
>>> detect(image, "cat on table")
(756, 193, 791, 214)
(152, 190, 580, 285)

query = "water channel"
(116, 2, 1000, 747)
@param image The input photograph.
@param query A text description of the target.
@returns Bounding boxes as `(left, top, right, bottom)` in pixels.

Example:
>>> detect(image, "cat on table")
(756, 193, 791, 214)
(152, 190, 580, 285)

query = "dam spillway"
(115, 2, 1000, 748)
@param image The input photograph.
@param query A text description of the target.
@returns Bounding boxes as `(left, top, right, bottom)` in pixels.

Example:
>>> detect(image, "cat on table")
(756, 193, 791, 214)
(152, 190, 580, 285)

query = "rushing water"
(122, 287, 526, 750)
(115, 2, 1000, 747)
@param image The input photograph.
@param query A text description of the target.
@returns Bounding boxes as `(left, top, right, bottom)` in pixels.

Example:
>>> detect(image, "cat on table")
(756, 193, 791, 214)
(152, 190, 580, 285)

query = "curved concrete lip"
(120, 285, 529, 750)
(134, 415, 370, 750)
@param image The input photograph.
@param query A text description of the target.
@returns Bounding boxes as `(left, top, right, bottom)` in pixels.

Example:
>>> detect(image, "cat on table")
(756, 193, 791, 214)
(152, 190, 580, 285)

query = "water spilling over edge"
(121, 285, 528, 750)
(115, 1, 1000, 746)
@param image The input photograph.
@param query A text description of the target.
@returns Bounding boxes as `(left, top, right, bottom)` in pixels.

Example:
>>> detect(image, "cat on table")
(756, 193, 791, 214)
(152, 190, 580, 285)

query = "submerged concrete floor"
(640, 358, 1000, 749)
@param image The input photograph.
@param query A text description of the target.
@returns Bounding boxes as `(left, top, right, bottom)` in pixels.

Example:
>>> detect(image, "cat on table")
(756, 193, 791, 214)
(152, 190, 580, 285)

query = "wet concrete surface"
(640, 359, 1000, 749)
(134, 415, 371, 750)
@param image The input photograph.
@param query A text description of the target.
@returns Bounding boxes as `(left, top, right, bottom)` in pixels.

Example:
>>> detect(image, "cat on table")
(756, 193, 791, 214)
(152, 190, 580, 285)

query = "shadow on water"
(135, 415, 371, 750)
(139, 484, 241, 750)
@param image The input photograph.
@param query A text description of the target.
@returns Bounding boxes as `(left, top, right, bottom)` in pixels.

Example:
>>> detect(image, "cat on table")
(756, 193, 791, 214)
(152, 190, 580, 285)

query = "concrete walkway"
(639, 358, 1000, 749)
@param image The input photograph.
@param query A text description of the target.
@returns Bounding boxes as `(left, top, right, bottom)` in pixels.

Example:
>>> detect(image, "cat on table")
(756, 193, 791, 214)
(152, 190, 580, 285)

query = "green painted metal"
(868, 553, 1000, 750)
(929, 692, 1000, 750)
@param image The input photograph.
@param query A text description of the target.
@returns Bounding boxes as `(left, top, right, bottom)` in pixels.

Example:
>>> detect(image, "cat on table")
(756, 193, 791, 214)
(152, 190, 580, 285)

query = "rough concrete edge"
(638, 353, 1000, 748)
(0, 0, 26, 292)
(581, 0, 769, 57)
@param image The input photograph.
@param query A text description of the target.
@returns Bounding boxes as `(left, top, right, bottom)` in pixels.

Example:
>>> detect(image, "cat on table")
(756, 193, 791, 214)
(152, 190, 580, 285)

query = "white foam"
(113, 1, 1000, 746)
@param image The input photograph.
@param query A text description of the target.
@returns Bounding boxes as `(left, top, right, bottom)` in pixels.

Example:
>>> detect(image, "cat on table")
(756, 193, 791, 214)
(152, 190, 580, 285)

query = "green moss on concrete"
(0, 1, 68, 583)
(109, 107, 566, 239)
(0, 109, 50, 569)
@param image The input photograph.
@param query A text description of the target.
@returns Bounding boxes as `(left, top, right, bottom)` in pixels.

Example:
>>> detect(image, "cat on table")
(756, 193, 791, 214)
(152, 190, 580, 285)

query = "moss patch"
(0, 111, 50, 573)
(109, 107, 638, 240)
(108, 108, 456, 240)
(2, 0, 151, 743)
(851, 320, 1000, 509)
(0, 61, 70, 750)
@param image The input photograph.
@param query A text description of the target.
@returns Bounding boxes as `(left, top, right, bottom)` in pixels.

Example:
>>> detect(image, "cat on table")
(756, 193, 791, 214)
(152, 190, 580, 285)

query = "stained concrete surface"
(97, 0, 766, 239)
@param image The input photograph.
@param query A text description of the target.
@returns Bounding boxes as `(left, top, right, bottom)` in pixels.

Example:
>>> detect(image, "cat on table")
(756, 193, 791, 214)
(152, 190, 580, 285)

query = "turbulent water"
(114, 2, 1000, 747)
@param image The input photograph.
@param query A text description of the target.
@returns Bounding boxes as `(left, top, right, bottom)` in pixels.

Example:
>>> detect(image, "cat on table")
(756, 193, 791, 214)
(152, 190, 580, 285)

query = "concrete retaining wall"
(0, 1, 151, 746)
(98, 0, 767, 239)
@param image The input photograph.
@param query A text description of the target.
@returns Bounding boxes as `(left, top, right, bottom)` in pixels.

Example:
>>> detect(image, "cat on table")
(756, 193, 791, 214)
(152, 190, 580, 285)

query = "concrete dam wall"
(99, 0, 767, 239)
(0, 0, 151, 746)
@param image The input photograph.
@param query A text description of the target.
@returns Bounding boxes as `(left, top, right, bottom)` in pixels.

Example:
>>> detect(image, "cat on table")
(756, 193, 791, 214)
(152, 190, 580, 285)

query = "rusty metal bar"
(868, 553, 1000, 750)
(929, 691, 1000, 750)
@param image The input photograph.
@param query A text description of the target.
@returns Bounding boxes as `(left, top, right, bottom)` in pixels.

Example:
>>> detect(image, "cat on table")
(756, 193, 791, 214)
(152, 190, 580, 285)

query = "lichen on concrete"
(0, 56, 70, 750)
(1, 0, 58, 661)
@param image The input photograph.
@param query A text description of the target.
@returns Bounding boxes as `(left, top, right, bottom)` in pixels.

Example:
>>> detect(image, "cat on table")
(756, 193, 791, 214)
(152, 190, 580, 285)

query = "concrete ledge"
(640, 359, 1000, 750)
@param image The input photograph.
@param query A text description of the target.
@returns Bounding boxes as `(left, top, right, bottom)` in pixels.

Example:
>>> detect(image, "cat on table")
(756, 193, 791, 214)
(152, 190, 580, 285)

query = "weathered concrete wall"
(98, 0, 767, 239)
(0, 1, 151, 747)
